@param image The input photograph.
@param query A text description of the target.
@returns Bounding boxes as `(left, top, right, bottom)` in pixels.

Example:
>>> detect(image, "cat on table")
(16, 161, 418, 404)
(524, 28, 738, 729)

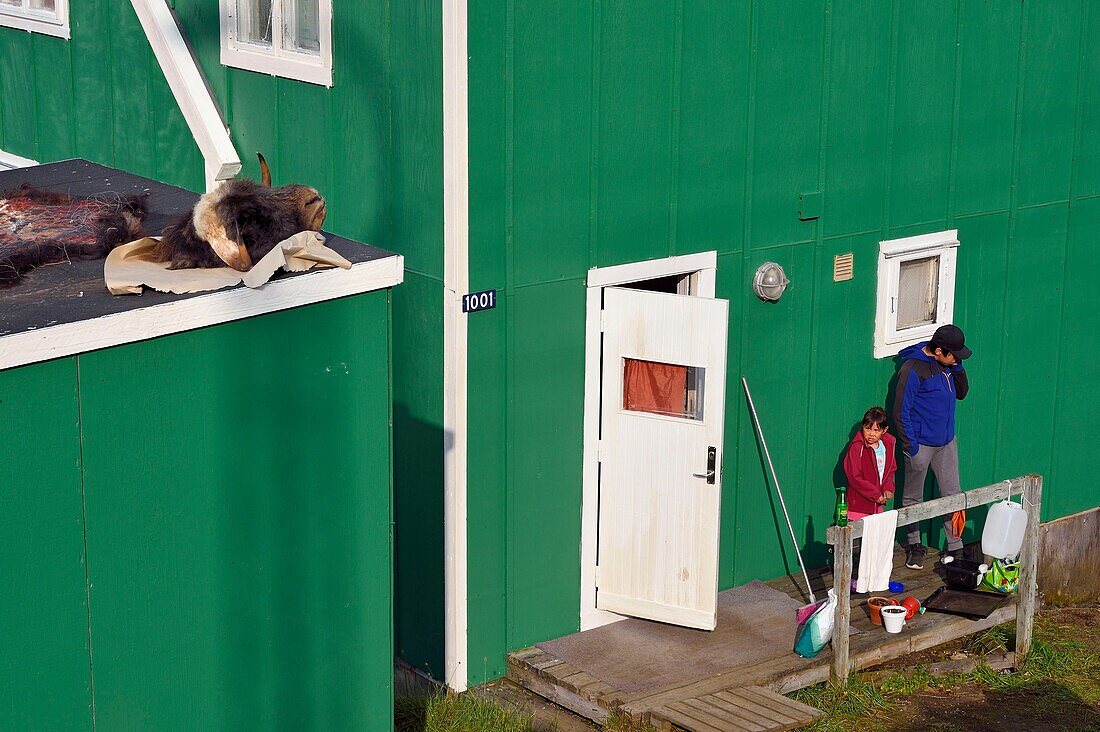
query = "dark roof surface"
(0, 159, 394, 337)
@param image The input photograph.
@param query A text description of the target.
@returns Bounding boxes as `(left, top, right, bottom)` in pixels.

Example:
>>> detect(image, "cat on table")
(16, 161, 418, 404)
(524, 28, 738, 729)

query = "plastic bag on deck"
(981, 558, 1020, 594)
(793, 589, 837, 659)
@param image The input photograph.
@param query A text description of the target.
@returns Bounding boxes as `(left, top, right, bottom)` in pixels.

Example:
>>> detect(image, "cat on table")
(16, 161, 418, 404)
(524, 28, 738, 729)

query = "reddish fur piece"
(0, 185, 147, 286)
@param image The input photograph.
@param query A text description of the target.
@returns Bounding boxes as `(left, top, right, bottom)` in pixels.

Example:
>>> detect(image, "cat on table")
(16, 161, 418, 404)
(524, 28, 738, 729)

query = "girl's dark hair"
(862, 406, 888, 429)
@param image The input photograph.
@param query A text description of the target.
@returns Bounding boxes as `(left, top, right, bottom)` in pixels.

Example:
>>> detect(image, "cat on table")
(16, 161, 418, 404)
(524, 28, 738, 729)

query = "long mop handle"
(742, 377, 816, 603)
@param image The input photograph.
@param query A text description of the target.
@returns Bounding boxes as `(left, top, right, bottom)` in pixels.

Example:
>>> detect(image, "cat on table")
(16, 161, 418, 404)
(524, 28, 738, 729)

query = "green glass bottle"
(835, 488, 848, 527)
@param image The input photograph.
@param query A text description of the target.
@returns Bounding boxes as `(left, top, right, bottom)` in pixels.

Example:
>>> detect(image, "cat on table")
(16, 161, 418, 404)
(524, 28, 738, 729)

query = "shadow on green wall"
(393, 401, 446, 680)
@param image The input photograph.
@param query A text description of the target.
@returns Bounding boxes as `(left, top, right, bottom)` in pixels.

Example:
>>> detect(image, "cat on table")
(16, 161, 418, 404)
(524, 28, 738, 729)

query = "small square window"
(622, 358, 705, 421)
(0, 0, 69, 39)
(874, 230, 959, 358)
(220, 0, 332, 87)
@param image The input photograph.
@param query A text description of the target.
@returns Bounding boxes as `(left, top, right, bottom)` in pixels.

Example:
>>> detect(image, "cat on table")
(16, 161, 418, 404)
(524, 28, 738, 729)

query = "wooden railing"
(827, 474, 1043, 683)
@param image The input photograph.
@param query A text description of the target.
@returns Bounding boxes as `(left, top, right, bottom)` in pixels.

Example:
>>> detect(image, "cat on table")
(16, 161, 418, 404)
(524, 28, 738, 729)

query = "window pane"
(29, 0, 55, 11)
(897, 256, 939, 330)
(622, 359, 705, 421)
(237, 0, 273, 47)
(0, 0, 22, 7)
(284, 0, 320, 54)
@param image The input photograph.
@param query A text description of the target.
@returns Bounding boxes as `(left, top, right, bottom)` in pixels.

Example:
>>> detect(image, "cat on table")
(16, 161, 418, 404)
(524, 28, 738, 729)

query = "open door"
(596, 286, 728, 630)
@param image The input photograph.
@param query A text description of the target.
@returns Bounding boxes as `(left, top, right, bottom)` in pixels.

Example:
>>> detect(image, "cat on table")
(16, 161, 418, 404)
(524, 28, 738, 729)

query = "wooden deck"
(508, 547, 1018, 731)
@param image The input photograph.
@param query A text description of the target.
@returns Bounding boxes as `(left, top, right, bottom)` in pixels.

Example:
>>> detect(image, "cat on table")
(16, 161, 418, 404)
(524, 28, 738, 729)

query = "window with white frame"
(220, 0, 332, 87)
(0, 0, 69, 39)
(873, 230, 959, 359)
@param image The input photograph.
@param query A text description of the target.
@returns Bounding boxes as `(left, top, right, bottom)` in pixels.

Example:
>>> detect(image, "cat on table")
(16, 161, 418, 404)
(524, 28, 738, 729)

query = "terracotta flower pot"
(866, 596, 899, 626)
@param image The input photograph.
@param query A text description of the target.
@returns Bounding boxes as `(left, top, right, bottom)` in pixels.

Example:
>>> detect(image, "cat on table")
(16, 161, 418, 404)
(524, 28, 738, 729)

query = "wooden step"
(507, 648, 617, 723)
(651, 685, 823, 732)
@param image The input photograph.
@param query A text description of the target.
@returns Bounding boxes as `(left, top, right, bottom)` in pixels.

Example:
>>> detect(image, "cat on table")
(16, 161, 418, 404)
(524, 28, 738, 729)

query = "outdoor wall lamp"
(753, 262, 789, 302)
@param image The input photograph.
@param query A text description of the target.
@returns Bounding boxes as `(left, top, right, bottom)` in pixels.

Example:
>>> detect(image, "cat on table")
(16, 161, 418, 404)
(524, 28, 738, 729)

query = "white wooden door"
(596, 286, 728, 629)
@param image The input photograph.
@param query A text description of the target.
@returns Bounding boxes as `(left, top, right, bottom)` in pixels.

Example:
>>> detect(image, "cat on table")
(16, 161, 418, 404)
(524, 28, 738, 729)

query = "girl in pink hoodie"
(843, 406, 897, 521)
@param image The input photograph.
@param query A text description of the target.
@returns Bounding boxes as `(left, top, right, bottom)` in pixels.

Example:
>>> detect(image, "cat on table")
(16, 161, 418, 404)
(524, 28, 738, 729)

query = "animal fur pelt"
(148, 154, 326, 272)
(0, 185, 147, 286)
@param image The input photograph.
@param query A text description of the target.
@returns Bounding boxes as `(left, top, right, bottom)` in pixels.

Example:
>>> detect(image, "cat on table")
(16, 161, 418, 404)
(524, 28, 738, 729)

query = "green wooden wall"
(465, 0, 1100, 684)
(0, 358, 91, 729)
(0, 294, 395, 729)
(0, 0, 446, 681)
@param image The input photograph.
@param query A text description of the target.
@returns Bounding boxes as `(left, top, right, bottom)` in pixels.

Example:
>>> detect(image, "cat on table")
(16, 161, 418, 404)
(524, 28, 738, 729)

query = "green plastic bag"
(981, 558, 1019, 594)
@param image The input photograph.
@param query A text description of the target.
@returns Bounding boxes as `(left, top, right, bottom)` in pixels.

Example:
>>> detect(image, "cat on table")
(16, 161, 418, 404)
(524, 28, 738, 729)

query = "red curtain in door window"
(623, 359, 687, 417)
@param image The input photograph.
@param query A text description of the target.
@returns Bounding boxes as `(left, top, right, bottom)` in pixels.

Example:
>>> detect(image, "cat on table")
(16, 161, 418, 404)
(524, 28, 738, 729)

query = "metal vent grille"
(833, 253, 854, 282)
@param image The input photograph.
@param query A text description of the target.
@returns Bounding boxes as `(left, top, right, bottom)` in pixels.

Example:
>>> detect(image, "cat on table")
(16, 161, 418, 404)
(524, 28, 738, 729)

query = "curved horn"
(257, 152, 272, 187)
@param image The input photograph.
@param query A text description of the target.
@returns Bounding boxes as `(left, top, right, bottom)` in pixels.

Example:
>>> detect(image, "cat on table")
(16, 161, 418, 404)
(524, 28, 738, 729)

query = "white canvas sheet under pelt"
(105, 231, 350, 295)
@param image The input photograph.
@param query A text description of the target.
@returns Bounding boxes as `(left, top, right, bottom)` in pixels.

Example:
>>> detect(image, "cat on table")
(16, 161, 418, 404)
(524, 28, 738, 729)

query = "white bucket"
(881, 606, 907, 634)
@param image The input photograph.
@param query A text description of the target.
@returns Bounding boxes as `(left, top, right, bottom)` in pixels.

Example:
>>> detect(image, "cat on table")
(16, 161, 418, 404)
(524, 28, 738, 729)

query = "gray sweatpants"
(901, 437, 963, 551)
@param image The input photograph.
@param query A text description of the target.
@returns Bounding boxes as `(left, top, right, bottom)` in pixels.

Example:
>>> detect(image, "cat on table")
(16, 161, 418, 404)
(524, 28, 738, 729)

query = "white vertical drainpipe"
(442, 0, 470, 693)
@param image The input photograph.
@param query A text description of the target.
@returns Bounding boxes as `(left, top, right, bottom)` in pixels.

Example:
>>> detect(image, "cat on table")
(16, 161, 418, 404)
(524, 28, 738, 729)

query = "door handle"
(692, 446, 717, 484)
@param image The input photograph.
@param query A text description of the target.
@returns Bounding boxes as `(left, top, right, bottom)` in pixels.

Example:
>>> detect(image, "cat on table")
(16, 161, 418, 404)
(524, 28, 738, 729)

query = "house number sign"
(462, 289, 497, 313)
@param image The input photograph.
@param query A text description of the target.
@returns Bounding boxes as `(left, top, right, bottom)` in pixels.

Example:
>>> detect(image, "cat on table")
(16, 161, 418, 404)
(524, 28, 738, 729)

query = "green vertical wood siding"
(79, 295, 393, 731)
(0, 4, 201, 189)
(0, 359, 91, 730)
(393, 272, 446, 678)
(2, 294, 394, 730)
(467, 0, 1100, 685)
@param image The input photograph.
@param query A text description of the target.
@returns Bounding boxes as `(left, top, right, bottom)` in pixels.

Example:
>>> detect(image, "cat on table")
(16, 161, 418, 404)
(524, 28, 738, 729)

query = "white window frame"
(219, 0, 332, 87)
(874, 229, 959, 359)
(0, 0, 69, 39)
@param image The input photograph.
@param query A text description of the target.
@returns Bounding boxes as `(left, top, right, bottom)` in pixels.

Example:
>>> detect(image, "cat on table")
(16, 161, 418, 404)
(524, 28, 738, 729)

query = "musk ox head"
(151, 153, 328, 272)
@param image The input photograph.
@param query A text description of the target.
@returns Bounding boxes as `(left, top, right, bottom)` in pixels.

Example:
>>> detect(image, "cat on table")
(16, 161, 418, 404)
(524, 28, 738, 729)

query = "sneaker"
(941, 548, 963, 565)
(905, 544, 926, 570)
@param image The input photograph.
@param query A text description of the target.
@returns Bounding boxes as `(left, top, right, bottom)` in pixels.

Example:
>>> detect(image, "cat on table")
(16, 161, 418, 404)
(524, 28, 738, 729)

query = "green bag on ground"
(981, 558, 1019, 594)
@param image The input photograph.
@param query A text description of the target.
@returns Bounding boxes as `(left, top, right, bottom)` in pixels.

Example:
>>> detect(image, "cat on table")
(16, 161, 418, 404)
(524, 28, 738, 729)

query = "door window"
(622, 358, 705, 421)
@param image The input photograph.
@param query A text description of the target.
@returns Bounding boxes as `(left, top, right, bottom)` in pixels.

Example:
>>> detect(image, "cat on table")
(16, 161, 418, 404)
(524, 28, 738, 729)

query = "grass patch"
(395, 691, 536, 732)
(791, 608, 1100, 731)
(792, 678, 893, 732)
(394, 692, 661, 731)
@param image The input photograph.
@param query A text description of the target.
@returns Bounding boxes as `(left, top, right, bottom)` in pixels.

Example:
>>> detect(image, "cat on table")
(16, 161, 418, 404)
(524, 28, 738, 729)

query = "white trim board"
(0, 255, 403, 372)
(0, 150, 40, 170)
(442, 0, 470, 693)
(580, 252, 718, 632)
(131, 0, 241, 191)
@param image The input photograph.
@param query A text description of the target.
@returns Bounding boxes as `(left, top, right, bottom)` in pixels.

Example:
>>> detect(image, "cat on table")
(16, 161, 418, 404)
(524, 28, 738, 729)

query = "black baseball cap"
(930, 324, 972, 360)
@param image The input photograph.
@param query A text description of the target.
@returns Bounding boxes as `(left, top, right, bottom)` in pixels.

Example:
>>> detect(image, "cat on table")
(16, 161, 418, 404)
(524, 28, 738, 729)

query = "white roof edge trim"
(130, 0, 242, 192)
(0, 254, 403, 372)
(0, 149, 40, 169)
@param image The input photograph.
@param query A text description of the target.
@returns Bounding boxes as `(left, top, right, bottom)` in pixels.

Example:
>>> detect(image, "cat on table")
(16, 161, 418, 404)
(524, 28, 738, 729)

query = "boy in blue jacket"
(892, 324, 971, 570)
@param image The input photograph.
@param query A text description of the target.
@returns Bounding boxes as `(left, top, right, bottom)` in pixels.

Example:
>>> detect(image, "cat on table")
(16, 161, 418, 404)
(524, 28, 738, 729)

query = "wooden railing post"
(831, 524, 853, 684)
(1016, 473, 1043, 667)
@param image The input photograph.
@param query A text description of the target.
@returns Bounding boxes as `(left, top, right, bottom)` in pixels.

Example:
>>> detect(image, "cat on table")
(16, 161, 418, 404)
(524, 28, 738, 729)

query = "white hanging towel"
(856, 509, 899, 594)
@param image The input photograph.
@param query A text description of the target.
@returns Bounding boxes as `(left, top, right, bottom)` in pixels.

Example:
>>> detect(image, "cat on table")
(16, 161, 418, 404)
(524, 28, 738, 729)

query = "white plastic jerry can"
(981, 500, 1028, 561)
